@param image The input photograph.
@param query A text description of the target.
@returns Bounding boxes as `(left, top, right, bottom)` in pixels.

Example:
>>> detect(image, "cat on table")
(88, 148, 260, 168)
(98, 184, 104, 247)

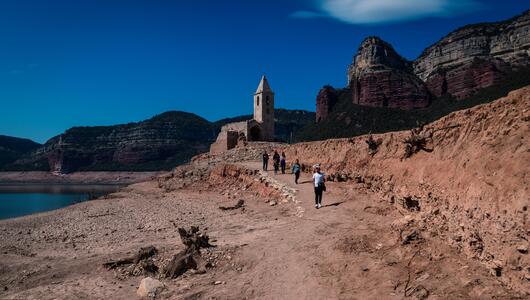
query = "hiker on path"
(272, 150, 281, 175)
(291, 159, 301, 184)
(280, 152, 287, 174)
(262, 151, 269, 171)
(312, 165, 325, 209)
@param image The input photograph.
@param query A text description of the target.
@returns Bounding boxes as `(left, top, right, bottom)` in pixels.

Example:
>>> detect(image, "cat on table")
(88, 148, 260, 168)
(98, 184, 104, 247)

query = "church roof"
(255, 75, 273, 94)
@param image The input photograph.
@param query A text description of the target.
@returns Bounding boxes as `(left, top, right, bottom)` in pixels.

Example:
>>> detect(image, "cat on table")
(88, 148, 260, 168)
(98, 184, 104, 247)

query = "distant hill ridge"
(0, 135, 41, 167)
(3, 108, 314, 172)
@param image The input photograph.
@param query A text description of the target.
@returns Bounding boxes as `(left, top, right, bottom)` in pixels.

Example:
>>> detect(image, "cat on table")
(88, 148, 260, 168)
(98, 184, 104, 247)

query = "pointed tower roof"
(255, 75, 273, 94)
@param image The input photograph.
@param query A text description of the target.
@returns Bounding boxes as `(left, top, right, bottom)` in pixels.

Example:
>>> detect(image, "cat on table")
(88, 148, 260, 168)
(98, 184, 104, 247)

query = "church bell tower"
(253, 75, 275, 141)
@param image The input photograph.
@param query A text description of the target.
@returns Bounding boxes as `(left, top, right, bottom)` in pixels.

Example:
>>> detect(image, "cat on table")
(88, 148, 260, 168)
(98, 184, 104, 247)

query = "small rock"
(137, 277, 164, 298)
(214, 281, 223, 285)
(401, 229, 421, 245)
(516, 244, 528, 254)
(492, 265, 502, 277)
(411, 286, 430, 300)
(269, 201, 277, 206)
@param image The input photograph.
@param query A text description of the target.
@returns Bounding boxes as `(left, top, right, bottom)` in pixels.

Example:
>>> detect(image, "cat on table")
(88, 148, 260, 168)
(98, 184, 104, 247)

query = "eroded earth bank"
(0, 87, 528, 299)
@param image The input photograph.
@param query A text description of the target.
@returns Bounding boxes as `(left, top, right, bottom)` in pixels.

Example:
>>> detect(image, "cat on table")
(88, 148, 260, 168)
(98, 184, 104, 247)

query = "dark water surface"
(0, 184, 122, 220)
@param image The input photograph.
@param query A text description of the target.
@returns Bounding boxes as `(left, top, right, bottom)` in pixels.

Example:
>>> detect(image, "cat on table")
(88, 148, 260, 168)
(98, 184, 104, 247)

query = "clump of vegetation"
(402, 125, 433, 159)
(365, 134, 382, 156)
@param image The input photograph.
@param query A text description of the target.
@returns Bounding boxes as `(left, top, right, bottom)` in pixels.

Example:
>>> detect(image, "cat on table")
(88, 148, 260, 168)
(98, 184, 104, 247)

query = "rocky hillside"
(6, 112, 216, 173)
(316, 10, 530, 123)
(0, 135, 41, 168)
(5, 109, 314, 173)
(288, 86, 530, 293)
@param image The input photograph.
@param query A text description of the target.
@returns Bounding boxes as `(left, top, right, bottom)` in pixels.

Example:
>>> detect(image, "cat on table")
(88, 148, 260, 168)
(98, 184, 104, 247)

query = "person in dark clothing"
(262, 151, 269, 171)
(280, 152, 286, 174)
(291, 159, 301, 184)
(272, 151, 280, 175)
(312, 165, 325, 209)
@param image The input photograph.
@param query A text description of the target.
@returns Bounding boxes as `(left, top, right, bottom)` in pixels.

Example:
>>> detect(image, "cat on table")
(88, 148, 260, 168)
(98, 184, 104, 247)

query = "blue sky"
(1, 0, 528, 143)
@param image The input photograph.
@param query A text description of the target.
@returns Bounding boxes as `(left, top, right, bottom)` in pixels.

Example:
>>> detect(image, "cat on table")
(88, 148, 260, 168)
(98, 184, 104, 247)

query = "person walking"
(291, 159, 301, 184)
(312, 165, 325, 209)
(280, 152, 286, 174)
(272, 150, 280, 175)
(262, 151, 269, 171)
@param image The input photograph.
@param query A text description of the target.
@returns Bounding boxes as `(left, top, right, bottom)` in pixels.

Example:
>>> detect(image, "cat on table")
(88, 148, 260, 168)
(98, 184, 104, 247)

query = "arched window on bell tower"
(257, 96, 260, 106)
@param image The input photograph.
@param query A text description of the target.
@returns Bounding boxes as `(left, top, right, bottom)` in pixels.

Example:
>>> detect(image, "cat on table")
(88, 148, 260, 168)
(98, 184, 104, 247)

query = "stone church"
(210, 75, 275, 154)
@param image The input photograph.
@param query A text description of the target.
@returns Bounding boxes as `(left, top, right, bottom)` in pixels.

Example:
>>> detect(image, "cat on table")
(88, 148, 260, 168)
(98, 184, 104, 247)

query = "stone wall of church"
(210, 121, 251, 154)
(220, 121, 249, 137)
(210, 130, 240, 154)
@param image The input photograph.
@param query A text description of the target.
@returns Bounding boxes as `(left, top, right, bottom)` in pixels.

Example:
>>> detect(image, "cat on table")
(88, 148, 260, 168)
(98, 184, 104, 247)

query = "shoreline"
(0, 171, 165, 185)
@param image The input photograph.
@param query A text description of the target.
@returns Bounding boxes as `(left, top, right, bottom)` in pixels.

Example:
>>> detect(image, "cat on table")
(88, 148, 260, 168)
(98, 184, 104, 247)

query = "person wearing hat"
(312, 164, 325, 209)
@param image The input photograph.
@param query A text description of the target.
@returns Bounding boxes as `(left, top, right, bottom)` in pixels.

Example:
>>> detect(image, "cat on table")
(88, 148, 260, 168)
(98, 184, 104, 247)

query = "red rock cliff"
(315, 86, 338, 123)
(347, 37, 431, 109)
(414, 10, 530, 99)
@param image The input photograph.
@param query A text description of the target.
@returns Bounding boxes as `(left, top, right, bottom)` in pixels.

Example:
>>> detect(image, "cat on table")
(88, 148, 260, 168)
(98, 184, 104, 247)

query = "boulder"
(136, 277, 164, 299)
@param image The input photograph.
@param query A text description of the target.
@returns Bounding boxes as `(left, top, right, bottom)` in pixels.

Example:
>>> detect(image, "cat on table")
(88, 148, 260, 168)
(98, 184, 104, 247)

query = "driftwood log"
(163, 226, 214, 278)
(219, 199, 245, 211)
(103, 227, 213, 279)
(103, 246, 158, 270)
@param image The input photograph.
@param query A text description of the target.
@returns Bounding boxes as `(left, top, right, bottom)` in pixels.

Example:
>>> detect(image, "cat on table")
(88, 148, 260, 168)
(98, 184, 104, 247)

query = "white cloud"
(291, 0, 483, 24)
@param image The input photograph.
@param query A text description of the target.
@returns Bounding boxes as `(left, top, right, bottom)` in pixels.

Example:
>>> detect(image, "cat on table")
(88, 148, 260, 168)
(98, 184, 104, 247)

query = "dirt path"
(221, 161, 518, 299)
(0, 160, 522, 299)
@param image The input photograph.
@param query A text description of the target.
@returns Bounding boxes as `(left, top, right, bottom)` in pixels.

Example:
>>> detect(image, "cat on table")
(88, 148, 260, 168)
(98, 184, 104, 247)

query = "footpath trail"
(208, 160, 518, 300)
(235, 160, 408, 299)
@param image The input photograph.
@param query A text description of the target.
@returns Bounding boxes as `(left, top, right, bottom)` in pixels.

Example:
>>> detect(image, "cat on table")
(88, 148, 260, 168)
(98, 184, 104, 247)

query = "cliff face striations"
(10, 112, 216, 173)
(347, 37, 431, 110)
(6, 109, 316, 172)
(315, 10, 530, 123)
(414, 10, 530, 99)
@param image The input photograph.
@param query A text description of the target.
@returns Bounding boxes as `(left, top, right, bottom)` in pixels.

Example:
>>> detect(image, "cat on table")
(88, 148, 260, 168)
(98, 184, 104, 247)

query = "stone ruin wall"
(210, 121, 250, 154)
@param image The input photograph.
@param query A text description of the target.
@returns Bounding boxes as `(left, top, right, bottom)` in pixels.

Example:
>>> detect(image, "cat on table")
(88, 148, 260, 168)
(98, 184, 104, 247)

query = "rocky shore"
(0, 171, 162, 185)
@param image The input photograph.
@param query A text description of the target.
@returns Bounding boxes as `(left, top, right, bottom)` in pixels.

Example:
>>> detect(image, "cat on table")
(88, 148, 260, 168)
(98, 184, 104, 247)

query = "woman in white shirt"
(312, 165, 325, 209)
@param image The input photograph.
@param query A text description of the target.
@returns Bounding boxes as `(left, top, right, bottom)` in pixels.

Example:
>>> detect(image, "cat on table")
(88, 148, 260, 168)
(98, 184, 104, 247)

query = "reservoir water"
(0, 184, 122, 220)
